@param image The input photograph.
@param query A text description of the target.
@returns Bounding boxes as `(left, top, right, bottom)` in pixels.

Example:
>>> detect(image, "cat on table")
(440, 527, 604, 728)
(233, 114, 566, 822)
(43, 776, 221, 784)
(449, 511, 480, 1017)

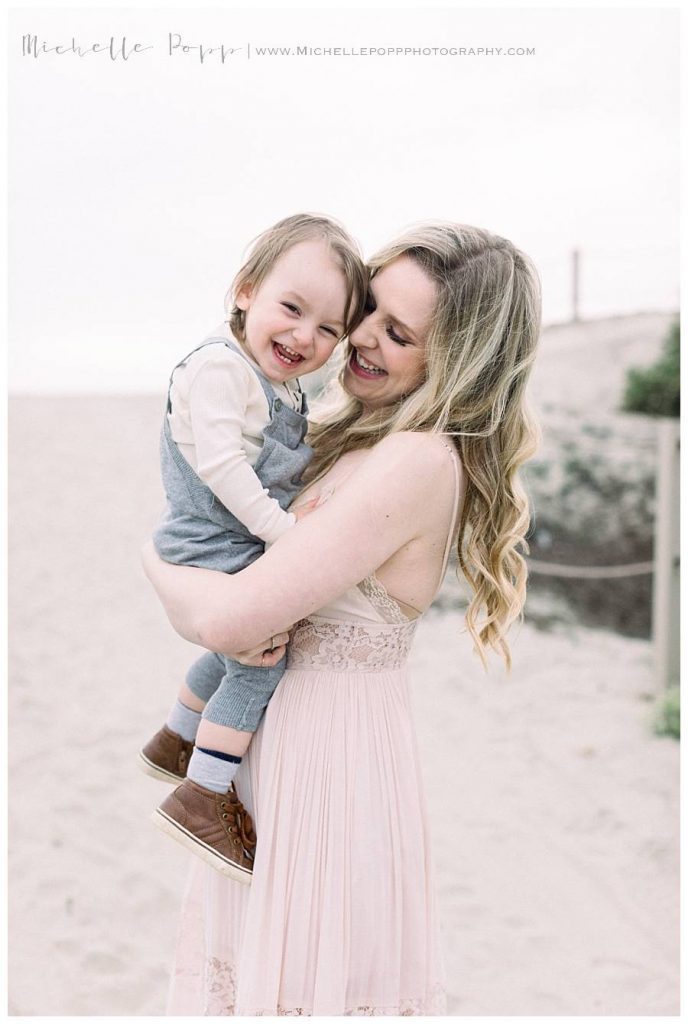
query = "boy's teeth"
(276, 343, 301, 362)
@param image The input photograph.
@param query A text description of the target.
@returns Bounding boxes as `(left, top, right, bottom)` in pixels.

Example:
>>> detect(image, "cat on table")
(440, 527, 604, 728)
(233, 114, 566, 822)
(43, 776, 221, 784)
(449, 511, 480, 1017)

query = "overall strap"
(165, 334, 279, 414)
(215, 333, 306, 413)
(201, 334, 278, 408)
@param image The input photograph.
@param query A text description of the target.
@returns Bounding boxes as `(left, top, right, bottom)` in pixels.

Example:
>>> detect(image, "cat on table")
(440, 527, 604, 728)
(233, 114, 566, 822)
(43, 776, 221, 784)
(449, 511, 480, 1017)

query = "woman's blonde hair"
(225, 213, 369, 340)
(307, 222, 542, 671)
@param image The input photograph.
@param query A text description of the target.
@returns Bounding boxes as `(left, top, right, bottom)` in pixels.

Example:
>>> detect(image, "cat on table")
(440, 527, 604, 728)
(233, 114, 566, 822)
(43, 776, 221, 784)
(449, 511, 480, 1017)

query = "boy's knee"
(203, 663, 285, 732)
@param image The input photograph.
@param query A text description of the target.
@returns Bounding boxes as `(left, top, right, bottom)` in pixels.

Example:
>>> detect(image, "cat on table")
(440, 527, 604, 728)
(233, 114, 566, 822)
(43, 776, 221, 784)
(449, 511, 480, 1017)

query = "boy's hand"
(293, 497, 320, 522)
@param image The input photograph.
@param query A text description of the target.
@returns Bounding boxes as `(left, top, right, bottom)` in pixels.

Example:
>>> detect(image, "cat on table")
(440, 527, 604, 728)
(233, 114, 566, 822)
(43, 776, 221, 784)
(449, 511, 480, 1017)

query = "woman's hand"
(233, 632, 290, 668)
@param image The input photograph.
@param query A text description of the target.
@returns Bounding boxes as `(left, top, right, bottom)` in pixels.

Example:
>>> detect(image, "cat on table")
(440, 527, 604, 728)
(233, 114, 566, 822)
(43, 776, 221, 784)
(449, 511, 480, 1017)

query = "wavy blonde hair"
(307, 222, 542, 670)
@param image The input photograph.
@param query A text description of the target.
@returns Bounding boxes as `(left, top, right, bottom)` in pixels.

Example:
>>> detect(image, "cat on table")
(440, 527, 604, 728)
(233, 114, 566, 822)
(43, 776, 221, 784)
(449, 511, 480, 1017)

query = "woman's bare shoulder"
(367, 430, 461, 478)
(333, 432, 462, 524)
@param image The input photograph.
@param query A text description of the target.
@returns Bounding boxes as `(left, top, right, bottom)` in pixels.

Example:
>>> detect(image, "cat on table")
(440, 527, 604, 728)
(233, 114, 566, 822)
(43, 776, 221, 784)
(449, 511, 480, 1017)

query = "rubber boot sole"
(138, 750, 185, 785)
(152, 807, 254, 885)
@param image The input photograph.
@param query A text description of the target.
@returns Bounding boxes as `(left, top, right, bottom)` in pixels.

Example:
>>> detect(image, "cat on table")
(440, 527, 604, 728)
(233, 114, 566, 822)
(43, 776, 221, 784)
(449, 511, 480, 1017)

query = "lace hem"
(286, 616, 418, 672)
(200, 957, 447, 1016)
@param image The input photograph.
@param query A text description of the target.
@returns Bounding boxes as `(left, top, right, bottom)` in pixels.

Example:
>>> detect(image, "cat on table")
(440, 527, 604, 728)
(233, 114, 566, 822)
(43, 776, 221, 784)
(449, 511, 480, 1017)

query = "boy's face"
(236, 239, 349, 383)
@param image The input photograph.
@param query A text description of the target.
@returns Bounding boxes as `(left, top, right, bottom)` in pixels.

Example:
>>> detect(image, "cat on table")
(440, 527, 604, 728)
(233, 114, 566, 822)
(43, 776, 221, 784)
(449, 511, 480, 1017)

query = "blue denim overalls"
(153, 335, 313, 731)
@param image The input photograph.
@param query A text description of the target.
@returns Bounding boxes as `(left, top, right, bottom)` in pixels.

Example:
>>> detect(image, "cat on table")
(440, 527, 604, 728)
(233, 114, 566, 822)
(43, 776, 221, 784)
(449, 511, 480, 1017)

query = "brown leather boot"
(152, 779, 256, 884)
(138, 725, 194, 784)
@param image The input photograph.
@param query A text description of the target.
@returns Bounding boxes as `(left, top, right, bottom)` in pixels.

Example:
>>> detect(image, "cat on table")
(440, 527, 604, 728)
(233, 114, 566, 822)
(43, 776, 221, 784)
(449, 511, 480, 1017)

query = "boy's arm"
(188, 352, 297, 544)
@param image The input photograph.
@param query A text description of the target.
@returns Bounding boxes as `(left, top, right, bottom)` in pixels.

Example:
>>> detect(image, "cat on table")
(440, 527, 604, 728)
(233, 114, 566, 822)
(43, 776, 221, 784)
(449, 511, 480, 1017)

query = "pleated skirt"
(166, 662, 447, 1016)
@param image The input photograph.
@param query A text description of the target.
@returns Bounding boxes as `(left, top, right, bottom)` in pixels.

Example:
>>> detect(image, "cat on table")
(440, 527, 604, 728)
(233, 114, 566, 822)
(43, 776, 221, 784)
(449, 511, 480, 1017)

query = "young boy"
(140, 214, 368, 882)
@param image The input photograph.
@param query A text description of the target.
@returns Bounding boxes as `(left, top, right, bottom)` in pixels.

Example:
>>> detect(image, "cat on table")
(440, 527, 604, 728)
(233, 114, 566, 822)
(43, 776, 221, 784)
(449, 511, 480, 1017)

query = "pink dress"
(167, 454, 460, 1016)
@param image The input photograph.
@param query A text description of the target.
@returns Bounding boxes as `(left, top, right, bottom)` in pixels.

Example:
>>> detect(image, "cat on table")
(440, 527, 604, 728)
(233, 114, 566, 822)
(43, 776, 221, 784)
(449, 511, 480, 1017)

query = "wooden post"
(571, 248, 580, 323)
(652, 418, 680, 688)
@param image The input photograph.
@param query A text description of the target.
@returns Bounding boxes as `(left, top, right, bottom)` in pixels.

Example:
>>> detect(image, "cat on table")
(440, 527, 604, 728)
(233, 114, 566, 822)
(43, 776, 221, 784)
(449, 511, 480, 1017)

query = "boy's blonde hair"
(226, 214, 368, 340)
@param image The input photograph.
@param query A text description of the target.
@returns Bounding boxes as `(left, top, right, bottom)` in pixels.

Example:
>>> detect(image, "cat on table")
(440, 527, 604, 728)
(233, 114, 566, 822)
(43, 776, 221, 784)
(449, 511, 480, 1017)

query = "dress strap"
(431, 439, 462, 601)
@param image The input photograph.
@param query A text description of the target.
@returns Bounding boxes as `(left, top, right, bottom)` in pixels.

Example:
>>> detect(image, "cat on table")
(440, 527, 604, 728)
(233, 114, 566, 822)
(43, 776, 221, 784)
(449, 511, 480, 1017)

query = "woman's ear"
(235, 282, 253, 311)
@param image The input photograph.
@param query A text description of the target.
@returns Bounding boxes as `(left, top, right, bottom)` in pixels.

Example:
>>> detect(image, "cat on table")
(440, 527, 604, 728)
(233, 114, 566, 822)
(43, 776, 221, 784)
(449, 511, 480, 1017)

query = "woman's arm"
(143, 432, 457, 656)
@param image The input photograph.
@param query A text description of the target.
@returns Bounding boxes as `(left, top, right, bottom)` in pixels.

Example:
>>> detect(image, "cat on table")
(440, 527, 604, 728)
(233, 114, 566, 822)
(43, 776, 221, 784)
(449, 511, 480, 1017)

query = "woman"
(144, 222, 541, 1015)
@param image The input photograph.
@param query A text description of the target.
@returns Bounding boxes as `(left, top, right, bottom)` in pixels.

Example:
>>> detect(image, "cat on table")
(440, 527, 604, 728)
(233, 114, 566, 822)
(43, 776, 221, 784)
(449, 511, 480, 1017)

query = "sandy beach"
(8, 385, 679, 1015)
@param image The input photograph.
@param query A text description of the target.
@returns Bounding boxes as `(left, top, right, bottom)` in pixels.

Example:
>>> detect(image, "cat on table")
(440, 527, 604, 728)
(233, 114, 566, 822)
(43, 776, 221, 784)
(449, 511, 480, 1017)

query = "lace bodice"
(286, 574, 419, 673)
(286, 617, 418, 673)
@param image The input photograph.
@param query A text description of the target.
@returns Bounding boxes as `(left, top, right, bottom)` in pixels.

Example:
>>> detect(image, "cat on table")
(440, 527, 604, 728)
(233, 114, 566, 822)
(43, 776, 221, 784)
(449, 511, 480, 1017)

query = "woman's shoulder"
(353, 432, 462, 514)
(369, 430, 460, 475)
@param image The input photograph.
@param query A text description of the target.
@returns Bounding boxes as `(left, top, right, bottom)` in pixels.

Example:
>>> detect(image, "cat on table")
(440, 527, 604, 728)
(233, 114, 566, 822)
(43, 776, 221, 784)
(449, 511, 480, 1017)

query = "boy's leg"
(154, 657, 286, 882)
(186, 656, 286, 792)
(184, 650, 227, 706)
(139, 651, 227, 783)
(166, 650, 227, 740)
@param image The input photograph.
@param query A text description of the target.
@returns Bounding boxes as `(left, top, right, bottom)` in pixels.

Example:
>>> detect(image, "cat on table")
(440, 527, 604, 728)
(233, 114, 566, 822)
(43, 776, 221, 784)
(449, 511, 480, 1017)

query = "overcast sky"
(8, 5, 679, 391)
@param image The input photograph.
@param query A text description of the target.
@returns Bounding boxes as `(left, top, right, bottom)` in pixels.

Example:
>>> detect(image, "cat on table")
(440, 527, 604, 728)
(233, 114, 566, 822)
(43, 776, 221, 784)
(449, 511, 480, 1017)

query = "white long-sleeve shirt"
(167, 327, 303, 545)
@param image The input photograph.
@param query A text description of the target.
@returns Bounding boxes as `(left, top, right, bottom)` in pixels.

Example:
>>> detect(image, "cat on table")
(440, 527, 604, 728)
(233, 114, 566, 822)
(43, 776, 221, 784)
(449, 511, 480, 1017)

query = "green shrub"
(654, 684, 680, 740)
(622, 320, 680, 418)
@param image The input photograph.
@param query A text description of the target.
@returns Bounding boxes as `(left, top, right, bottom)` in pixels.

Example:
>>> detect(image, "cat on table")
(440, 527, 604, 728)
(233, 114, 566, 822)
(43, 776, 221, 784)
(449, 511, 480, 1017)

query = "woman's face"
(342, 255, 437, 411)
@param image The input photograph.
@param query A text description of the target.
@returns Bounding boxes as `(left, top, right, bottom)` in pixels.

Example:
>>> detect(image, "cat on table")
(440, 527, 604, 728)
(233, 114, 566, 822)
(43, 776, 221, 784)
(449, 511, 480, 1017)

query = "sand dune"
(8, 389, 679, 1015)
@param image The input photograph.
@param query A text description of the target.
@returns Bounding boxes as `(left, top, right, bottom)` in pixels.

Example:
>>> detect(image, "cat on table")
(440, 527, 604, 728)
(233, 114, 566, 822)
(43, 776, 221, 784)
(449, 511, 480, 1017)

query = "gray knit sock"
(187, 747, 241, 794)
(166, 699, 202, 742)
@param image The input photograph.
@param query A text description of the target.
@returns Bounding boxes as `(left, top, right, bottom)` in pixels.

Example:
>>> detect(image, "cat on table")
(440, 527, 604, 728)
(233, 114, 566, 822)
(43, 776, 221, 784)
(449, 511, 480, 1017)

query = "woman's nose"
(351, 315, 378, 350)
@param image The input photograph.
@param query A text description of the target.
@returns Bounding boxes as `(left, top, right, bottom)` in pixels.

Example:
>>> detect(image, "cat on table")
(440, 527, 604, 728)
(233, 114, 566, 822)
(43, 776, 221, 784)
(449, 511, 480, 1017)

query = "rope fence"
(527, 559, 655, 579)
(523, 421, 678, 688)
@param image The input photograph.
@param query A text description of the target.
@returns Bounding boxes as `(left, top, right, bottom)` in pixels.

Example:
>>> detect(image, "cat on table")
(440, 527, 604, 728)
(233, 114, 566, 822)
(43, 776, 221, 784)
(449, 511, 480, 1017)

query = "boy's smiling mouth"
(273, 342, 305, 366)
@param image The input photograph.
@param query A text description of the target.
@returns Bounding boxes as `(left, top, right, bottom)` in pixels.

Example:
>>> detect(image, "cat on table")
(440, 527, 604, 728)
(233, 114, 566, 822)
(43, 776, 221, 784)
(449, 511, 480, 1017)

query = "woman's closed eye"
(385, 324, 410, 346)
(364, 292, 409, 345)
